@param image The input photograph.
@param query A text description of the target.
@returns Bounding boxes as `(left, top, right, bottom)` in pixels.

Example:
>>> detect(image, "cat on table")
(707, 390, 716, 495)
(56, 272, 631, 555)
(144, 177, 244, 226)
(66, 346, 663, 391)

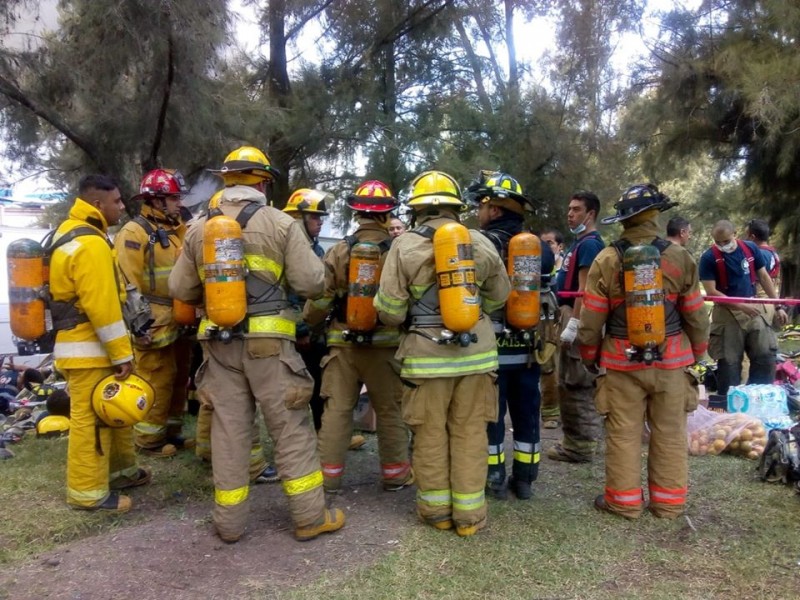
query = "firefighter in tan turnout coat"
(578, 184, 709, 519)
(374, 171, 510, 536)
(168, 146, 345, 542)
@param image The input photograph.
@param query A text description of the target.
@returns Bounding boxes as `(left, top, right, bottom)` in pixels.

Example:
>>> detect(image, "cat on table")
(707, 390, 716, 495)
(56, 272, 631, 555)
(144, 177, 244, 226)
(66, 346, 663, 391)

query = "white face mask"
(715, 240, 737, 254)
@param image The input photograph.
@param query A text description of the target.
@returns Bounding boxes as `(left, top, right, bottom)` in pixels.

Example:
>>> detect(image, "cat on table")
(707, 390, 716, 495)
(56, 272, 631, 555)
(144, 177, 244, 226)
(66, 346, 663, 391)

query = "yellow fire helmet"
(91, 374, 155, 428)
(283, 188, 331, 215)
(36, 415, 70, 438)
(209, 146, 280, 186)
(406, 170, 464, 209)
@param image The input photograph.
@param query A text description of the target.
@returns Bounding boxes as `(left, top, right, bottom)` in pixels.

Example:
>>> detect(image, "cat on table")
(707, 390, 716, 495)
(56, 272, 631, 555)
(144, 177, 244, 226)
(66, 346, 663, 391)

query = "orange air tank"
(506, 232, 541, 330)
(7, 239, 47, 341)
(346, 242, 381, 332)
(623, 244, 666, 357)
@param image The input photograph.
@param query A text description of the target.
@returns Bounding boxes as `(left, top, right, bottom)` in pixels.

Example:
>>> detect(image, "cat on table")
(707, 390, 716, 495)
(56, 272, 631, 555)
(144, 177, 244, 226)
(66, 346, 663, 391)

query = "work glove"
(560, 317, 580, 344)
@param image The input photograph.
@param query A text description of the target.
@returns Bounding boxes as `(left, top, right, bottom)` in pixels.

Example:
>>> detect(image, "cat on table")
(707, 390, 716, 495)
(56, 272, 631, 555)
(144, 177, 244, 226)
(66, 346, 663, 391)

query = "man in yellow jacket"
(374, 171, 510, 536)
(115, 169, 193, 457)
(50, 175, 149, 513)
(168, 146, 345, 543)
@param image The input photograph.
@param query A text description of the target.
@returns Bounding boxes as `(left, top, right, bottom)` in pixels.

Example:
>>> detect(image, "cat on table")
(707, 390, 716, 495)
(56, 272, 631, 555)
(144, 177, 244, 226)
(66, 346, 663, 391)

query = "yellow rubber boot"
(348, 435, 366, 451)
(456, 518, 486, 538)
(295, 508, 346, 541)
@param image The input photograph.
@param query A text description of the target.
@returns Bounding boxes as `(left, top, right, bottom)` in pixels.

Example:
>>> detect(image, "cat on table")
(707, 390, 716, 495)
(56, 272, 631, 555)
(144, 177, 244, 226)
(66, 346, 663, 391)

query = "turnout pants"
(595, 367, 697, 519)
(195, 403, 269, 480)
(197, 338, 325, 540)
(557, 306, 602, 457)
(403, 374, 498, 528)
(298, 339, 327, 431)
(709, 305, 777, 395)
(318, 346, 410, 490)
(487, 365, 542, 484)
(133, 344, 179, 448)
(64, 367, 139, 508)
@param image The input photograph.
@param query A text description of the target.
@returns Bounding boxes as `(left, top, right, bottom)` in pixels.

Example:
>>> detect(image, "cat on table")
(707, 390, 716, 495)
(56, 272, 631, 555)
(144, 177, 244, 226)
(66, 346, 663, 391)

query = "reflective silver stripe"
(534, 441, 542, 453)
(95, 320, 128, 344)
(498, 354, 530, 365)
(452, 490, 485, 511)
(134, 421, 166, 436)
(650, 489, 685, 502)
(54, 340, 107, 358)
(488, 444, 503, 455)
(417, 489, 451, 506)
(513, 441, 534, 453)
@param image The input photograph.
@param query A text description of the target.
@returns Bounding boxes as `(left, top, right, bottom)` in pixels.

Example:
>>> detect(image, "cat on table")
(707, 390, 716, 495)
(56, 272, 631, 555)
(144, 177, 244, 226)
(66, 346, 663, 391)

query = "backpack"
(758, 424, 800, 492)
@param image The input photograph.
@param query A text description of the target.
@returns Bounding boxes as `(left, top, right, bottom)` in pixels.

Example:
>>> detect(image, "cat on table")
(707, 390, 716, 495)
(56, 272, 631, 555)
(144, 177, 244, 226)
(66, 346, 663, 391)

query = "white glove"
(560, 317, 580, 344)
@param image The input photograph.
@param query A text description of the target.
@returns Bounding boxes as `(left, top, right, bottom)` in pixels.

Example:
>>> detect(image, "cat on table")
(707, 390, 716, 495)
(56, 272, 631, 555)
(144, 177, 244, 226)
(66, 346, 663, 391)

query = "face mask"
(715, 240, 737, 254)
(570, 222, 587, 235)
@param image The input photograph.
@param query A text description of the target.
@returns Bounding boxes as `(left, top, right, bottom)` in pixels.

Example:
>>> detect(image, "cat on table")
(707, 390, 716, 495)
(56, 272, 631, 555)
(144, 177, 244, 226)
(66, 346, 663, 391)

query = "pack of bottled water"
(727, 384, 793, 431)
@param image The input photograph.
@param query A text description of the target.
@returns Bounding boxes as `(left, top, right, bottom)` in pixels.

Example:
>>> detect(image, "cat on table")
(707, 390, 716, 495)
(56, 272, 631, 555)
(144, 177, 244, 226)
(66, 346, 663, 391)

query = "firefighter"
(699, 220, 787, 395)
(168, 146, 344, 543)
(466, 171, 555, 500)
(283, 189, 331, 433)
(115, 169, 193, 457)
(51, 175, 150, 512)
(374, 170, 510, 536)
(304, 180, 412, 493)
(578, 184, 710, 519)
(549, 191, 605, 463)
(539, 228, 564, 429)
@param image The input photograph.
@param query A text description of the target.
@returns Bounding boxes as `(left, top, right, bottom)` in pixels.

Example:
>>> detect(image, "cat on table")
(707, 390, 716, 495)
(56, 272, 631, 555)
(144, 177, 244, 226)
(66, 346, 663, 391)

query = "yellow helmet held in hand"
(283, 188, 331, 215)
(210, 146, 280, 186)
(91, 374, 155, 428)
(407, 171, 464, 209)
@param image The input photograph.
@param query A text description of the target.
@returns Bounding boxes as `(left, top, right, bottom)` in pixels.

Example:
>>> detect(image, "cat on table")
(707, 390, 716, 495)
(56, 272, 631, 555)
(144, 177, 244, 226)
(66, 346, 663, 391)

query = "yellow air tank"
(433, 222, 480, 332)
(203, 215, 247, 329)
(623, 244, 665, 363)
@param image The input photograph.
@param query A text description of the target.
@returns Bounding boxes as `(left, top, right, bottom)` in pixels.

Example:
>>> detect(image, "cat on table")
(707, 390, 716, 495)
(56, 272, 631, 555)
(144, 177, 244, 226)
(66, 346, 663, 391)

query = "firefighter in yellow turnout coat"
(578, 185, 709, 519)
(168, 146, 344, 542)
(115, 169, 192, 456)
(374, 171, 510, 536)
(304, 180, 412, 493)
(51, 175, 148, 512)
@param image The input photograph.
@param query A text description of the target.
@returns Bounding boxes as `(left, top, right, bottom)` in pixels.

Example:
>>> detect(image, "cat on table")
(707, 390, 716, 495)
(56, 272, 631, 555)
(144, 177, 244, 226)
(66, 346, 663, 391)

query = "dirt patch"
(0, 442, 416, 600)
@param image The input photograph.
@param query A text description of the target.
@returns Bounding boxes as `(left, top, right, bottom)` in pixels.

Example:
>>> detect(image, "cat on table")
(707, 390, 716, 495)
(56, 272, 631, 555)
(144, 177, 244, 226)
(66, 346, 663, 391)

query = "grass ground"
(2, 415, 800, 599)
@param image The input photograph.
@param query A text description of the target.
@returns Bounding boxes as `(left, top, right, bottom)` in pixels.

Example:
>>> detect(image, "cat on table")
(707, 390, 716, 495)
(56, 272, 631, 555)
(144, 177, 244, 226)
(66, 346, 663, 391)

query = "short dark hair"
(22, 368, 44, 390)
(666, 216, 690, 237)
(570, 191, 600, 218)
(746, 218, 770, 242)
(541, 228, 564, 245)
(78, 174, 118, 196)
(46, 389, 71, 417)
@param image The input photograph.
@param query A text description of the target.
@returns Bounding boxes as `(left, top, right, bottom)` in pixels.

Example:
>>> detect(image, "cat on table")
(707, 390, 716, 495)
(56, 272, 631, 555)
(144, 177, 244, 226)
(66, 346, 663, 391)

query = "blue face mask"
(570, 222, 587, 235)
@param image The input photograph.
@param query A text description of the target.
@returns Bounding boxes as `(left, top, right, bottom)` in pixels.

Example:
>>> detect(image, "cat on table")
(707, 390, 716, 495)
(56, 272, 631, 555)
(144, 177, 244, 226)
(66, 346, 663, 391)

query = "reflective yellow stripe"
(374, 290, 407, 315)
(245, 254, 283, 279)
(452, 490, 485, 512)
(483, 299, 504, 313)
(488, 451, 505, 465)
(401, 350, 498, 377)
(134, 421, 167, 436)
(215, 485, 249, 506)
(198, 316, 296, 337)
(311, 296, 334, 310)
(326, 329, 400, 347)
(513, 451, 533, 464)
(68, 487, 109, 504)
(409, 285, 429, 300)
(417, 489, 451, 507)
(283, 470, 323, 496)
